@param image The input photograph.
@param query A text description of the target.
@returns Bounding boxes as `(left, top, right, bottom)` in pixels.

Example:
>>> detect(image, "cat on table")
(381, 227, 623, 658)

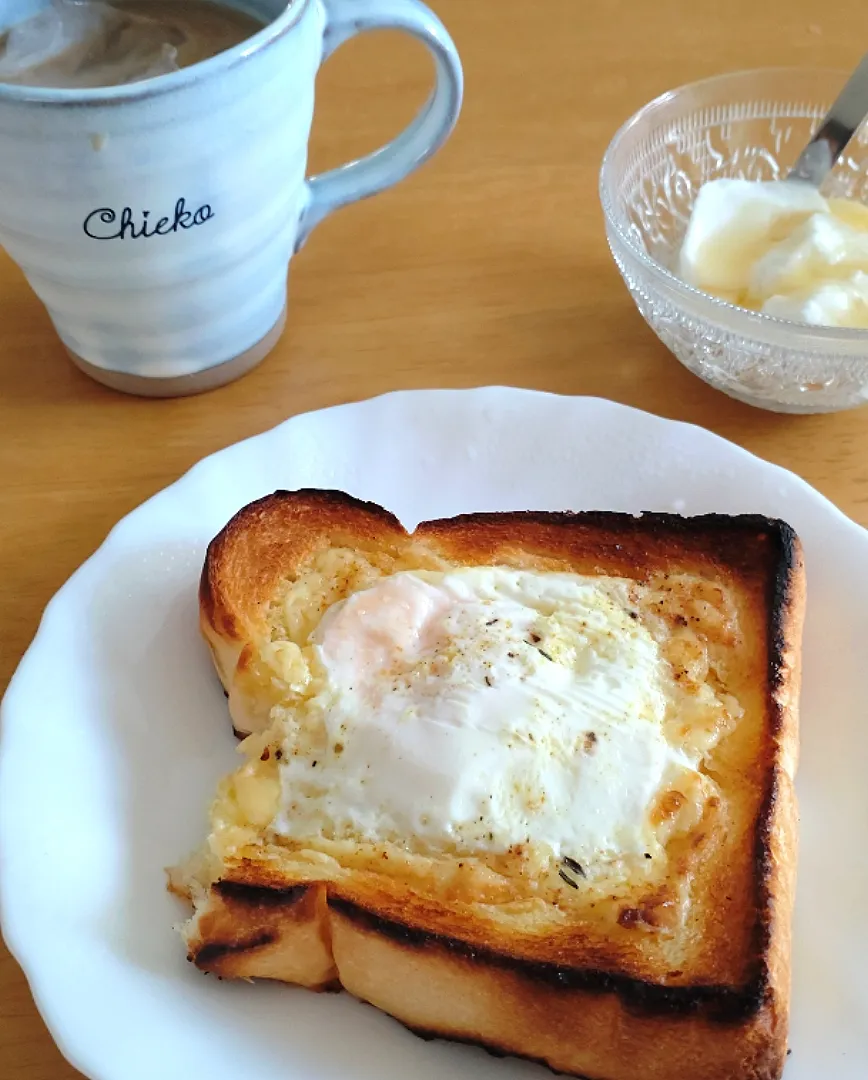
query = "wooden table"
(2, 1, 867, 1075)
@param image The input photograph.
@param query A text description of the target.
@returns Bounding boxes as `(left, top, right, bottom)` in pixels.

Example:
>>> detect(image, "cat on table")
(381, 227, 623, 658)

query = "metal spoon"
(788, 54, 868, 186)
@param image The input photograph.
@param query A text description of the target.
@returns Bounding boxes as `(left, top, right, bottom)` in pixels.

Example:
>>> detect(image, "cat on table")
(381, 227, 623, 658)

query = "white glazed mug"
(0, 0, 463, 395)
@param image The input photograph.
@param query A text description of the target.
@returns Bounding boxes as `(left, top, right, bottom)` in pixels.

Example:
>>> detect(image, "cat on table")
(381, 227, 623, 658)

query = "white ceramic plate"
(1, 387, 866, 1080)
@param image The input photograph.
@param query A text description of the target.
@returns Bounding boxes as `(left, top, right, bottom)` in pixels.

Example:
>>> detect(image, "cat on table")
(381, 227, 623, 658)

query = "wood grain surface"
(2, 1, 868, 1076)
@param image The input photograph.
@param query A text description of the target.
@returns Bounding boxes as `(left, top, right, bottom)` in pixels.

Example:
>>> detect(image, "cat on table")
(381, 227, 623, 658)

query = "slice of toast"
(180, 489, 804, 1080)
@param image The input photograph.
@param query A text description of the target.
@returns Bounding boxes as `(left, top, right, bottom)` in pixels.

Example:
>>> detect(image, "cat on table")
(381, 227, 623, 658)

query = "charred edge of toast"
(327, 896, 766, 1023)
(402, 1020, 573, 1077)
(765, 518, 802, 704)
(749, 518, 802, 1016)
(220, 492, 794, 547)
(215, 880, 309, 906)
(199, 489, 405, 635)
(202, 878, 767, 1021)
(189, 882, 310, 967)
(194, 930, 277, 968)
(206, 491, 795, 565)
(420, 507, 793, 560)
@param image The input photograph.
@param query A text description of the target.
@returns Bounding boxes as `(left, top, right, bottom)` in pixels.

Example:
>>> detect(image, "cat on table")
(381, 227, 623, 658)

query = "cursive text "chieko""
(83, 198, 214, 240)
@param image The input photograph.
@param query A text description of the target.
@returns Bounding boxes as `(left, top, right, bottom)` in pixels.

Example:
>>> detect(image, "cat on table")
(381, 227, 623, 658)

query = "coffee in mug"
(0, 0, 264, 88)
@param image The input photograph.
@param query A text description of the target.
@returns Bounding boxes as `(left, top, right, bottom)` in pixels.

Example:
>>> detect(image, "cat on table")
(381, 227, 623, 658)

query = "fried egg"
(270, 568, 708, 869)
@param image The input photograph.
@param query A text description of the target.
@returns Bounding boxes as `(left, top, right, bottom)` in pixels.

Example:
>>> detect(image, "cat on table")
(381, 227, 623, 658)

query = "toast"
(178, 489, 804, 1080)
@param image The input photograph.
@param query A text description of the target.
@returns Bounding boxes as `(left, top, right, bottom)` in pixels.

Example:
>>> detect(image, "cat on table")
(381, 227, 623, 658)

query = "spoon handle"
(788, 54, 868, 187)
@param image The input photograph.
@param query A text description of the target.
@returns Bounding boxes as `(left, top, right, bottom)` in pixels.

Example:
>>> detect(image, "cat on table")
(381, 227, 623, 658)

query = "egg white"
(269, 568, 709, 871)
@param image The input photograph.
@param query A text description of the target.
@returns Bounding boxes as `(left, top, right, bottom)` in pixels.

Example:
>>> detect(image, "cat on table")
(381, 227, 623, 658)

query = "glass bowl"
(600, 67, 868, 414)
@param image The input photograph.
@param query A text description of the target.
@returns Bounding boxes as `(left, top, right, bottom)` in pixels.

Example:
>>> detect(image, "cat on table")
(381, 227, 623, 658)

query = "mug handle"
(294, 0, 464, 250)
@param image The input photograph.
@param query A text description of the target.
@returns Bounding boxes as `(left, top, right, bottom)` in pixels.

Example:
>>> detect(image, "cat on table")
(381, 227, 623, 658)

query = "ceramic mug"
(0, 0, 463, 396)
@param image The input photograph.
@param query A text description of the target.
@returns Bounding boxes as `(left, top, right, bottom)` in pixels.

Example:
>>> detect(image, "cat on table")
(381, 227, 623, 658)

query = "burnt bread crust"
(199, 878, 766, 1019)
(188, 866, 791, 1080)
(186, 490, 804, 1080)
(325, 895, 766, 1021)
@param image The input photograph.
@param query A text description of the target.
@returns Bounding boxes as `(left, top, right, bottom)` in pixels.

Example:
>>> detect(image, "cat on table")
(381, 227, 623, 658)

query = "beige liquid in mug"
(0, 0, 264, 88)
